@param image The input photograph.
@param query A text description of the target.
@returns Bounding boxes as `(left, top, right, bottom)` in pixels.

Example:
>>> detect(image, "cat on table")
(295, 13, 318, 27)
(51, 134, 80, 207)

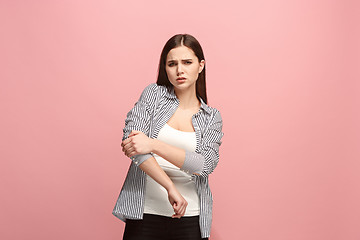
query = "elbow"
(180, 151, 204, 175)
(197, 160, 219, 177)
(181, 151, 219, 177)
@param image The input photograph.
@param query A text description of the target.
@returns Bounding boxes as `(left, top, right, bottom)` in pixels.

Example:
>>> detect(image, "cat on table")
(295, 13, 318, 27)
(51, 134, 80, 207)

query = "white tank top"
(143, 123, 200, 216)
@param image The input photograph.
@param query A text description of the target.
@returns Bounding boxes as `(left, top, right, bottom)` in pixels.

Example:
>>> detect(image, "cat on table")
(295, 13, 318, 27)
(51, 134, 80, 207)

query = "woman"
(112, 33, 224, 240)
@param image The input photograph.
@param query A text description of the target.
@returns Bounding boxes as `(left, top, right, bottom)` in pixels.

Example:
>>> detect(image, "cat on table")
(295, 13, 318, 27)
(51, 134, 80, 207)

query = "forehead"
(166, 45, 197, 60)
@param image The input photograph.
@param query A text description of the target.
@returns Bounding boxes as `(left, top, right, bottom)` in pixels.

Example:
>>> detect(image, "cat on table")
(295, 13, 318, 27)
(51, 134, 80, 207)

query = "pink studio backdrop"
(1, 1, 359, 240)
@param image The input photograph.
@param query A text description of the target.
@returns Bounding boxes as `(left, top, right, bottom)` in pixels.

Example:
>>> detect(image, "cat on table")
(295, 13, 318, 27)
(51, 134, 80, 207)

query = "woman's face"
(165, 45, 205, 91)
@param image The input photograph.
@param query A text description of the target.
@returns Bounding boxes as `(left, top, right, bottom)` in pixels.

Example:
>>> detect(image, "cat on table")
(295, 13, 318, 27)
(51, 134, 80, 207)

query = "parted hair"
(156, 33, 208, 104)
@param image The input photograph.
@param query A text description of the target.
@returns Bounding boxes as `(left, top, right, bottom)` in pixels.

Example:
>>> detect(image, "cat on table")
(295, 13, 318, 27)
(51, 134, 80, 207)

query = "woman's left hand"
(121, 130, 154, 158)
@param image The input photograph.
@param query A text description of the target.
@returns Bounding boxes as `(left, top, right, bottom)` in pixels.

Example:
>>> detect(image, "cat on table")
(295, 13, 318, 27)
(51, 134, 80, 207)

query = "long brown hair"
(156, 34, 208, 104)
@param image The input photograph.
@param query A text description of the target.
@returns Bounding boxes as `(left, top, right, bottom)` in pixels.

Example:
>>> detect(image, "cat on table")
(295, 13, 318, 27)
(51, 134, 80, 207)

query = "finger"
(181, 200, 188, 216)
(179, 203, 186, 217)
(172, 211, 181, 219)
(128, 149, 138, 158)
(176, 202, 183, 214)
(172, 207, 178, 218)
(124, 146, 134, 157)
(122, 140, 134, 151)
(176, 207, 184, 218)
(129, 130, 140, 136)
(124, 140, 135, 151)
(173, 202, 179, 213)
(123, 146, 129, 153)
(180, 206, 186, 216)
(121, 138, 131, 147)
(173, 203, 181, 218)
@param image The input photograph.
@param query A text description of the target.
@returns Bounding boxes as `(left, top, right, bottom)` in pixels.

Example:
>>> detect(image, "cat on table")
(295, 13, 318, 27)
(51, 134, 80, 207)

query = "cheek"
(166, 68, 175, 79)
(165, 67, 170, 74)
(190, 66, 200, 76)
(166, 69, 173, 76)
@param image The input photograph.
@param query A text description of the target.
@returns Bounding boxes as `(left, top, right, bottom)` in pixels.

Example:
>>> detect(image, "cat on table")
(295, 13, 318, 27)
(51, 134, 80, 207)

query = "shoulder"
(206, 104, 222, 117)
(141, 83, 173, 101)
(207, 106, 223, 124)
(154, 83, 168, 94)
(142, 82, 159, 94)
(139, 83, 159, 101)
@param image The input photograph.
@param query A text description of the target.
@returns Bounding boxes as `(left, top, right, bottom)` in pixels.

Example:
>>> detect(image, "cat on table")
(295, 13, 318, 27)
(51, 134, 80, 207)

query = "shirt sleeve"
(122, 83, 157, 167)
(180, 109, 224, 177)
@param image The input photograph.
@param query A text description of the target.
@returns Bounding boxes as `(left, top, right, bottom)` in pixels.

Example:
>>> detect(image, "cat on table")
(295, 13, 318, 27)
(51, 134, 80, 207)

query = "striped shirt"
(112, 82, 224, 238)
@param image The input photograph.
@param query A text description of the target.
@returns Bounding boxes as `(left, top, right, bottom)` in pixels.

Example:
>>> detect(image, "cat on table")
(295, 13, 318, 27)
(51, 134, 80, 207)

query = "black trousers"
(123, 213, 208, 240)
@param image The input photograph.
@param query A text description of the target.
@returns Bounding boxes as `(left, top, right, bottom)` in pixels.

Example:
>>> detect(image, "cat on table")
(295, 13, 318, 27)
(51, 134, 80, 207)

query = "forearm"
(139, 155, 188, 218)
(139, 156, 175, 191)
(150, 139, 185, 169)
(150, 138, 204, 175)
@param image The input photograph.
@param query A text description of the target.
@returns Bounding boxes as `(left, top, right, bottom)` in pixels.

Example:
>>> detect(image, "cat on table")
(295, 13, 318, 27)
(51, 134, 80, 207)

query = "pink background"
(1, 0, 359, 239)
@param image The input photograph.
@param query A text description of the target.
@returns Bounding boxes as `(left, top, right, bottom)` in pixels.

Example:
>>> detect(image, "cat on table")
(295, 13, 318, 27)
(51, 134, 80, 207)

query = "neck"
(174, 85, 200, 110)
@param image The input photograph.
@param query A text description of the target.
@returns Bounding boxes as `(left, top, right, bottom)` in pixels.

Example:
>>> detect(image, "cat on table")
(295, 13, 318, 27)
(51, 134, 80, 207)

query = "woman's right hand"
(167, 185, 188, 218)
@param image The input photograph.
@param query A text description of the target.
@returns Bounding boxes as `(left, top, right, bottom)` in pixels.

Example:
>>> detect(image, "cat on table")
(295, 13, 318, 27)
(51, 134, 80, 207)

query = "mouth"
(176, 77, 186, 81)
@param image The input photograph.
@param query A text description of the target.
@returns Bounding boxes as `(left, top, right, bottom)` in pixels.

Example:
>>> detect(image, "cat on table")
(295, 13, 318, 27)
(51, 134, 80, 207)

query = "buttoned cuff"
(130, 153, 154, 166)
(180, 151, 204, 174)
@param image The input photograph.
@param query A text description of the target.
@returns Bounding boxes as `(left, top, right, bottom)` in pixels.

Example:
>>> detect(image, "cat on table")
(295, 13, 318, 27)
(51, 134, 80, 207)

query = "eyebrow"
(167, 59, 193, 63)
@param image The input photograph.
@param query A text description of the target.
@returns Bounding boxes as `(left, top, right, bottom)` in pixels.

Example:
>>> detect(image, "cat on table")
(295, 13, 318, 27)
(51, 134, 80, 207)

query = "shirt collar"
(164, 85, 212, 115)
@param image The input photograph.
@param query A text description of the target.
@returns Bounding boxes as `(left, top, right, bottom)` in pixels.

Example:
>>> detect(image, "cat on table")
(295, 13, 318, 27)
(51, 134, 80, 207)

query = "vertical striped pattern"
(112, 83, 224, 238)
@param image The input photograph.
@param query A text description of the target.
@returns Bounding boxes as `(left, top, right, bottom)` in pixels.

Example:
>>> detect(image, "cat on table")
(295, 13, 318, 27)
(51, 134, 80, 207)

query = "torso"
(144, 108, 199, 217)
(166, 102, 201, 132)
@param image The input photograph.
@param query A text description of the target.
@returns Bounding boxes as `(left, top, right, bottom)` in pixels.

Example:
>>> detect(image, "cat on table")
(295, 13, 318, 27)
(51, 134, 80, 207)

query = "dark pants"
(123, 213, 208, 240)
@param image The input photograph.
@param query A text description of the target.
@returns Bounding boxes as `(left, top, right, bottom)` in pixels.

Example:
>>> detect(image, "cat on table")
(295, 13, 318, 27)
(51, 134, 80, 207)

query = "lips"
(176, 77, 186, 80)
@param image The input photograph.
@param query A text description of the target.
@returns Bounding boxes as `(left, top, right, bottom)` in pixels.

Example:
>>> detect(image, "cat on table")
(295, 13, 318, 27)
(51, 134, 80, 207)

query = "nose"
(176, 63, 184, 75)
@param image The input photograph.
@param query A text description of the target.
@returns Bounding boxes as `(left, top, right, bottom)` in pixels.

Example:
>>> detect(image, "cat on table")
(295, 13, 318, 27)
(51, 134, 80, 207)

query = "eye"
(168, 62, 175, 67)
(185, 61, 192, 64)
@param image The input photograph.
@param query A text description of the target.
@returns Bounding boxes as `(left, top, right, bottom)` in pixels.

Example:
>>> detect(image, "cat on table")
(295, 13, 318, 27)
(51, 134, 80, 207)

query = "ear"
(199, 60, 205, 73)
